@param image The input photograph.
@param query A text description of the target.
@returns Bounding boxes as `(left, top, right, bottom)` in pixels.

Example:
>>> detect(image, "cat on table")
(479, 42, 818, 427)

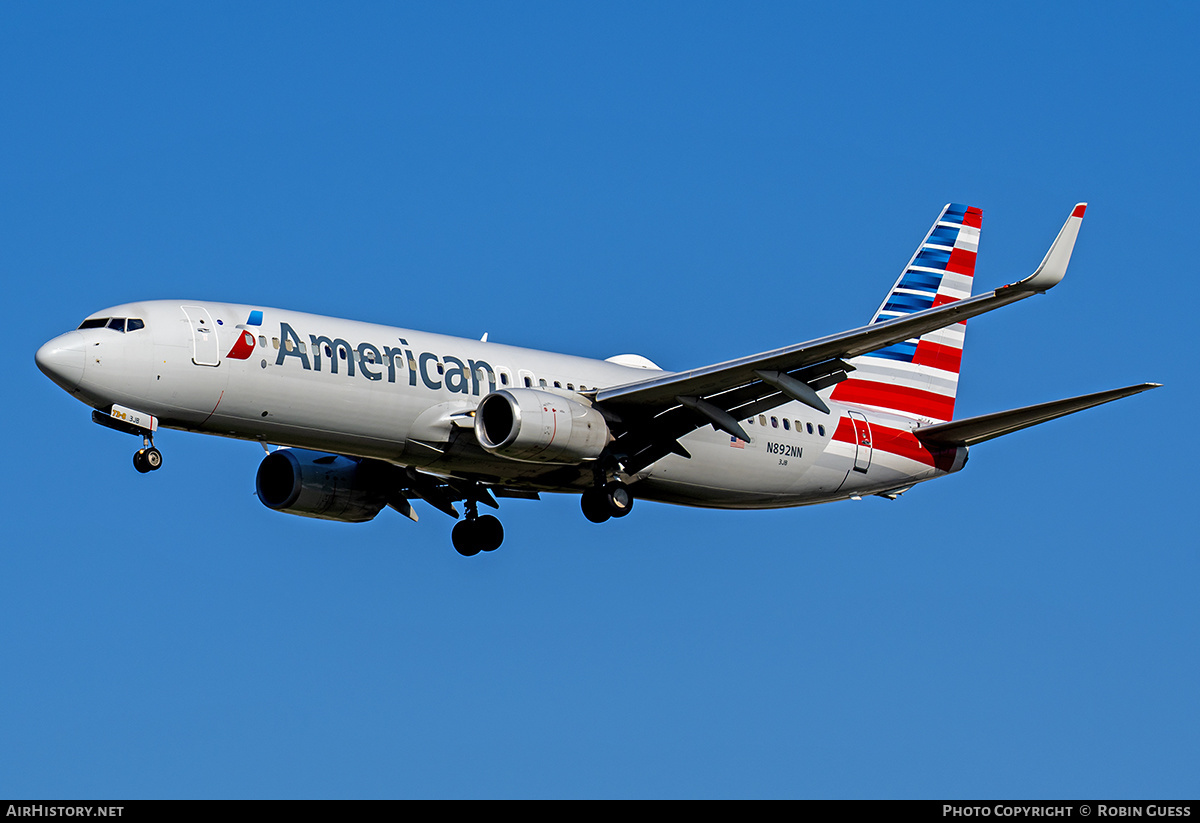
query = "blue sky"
(3, 2, 1197, 799)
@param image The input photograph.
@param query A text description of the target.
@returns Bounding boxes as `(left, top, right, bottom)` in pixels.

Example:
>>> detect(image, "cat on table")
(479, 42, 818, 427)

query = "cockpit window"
(77, 317, 146, 332)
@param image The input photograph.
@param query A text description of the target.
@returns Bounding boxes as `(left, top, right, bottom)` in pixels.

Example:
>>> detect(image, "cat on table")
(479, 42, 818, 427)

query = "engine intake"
(475, 389, 610, 464)
(256, 448, 387, 523)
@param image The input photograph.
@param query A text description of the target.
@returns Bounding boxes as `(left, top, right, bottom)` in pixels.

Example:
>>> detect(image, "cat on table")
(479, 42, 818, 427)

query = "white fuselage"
(39, 300, 964, 509)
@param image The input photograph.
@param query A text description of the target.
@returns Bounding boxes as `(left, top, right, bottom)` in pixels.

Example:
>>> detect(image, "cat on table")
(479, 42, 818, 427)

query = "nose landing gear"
(92, 405, 163, 474)
(133, 435, 163, 473)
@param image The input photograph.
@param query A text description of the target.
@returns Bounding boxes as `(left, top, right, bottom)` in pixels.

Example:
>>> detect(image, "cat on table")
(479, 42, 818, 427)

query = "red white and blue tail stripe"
(830, 203, 981, 423)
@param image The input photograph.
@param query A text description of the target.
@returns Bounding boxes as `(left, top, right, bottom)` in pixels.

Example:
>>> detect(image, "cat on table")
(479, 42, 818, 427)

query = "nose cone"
(36, 331, 86, 392)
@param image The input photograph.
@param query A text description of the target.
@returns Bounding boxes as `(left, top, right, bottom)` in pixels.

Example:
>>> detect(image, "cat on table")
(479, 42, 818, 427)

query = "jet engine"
(475, 389, 610, 464)
(255, 448, 387, 523)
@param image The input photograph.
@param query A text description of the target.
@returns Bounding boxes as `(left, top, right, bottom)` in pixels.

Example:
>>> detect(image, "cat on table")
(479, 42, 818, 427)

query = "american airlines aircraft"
(36, 203, 1157, 555)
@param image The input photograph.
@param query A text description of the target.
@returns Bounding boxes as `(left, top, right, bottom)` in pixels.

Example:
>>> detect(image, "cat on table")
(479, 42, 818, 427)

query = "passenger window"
(78, 318, 108, 330)
(500, 373, 509, 385)
(300, 342, 307, 354)
(126, 318, 145, 332)
(340, 348, 347, 361)
(259, 335, 267, 348)
(567, 383, 574, 391)
(107, 318, 126, 332)
(759, 415, 767, 426)
(771, 417, 778, 428)
(554, 381, 561, 388)
(806, 423, 814, 434)
(539, 379, 547, 387)
(284, 338, 294, 352)
(524, 376, 532, 388)
(272, 338, 280, 349)
(782, 419, 790, 431)
(818, 425, 826, 437)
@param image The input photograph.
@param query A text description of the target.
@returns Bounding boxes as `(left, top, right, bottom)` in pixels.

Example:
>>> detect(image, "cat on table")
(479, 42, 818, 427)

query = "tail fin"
(830, 203, 981, 423)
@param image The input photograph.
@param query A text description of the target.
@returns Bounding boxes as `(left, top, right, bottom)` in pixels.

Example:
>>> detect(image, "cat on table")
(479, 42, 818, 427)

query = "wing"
(595, 204, 1088, 474)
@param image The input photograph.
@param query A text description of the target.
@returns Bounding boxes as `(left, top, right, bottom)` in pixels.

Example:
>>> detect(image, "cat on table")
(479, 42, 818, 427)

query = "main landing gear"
(451, 499, 504, 556)
(133, 435, 163, 474)
(580, 481, 634, 523)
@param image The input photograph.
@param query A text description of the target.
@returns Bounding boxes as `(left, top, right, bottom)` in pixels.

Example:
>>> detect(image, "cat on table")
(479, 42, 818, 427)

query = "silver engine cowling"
(475, 389, 610, 464)
(255, 448, 387, 523)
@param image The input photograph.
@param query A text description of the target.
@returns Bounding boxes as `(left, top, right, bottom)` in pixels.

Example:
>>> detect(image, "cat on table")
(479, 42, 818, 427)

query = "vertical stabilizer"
(830, 203, 981, 423)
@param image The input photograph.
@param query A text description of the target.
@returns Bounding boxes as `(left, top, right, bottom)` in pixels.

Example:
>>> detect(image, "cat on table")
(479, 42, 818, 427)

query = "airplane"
(35, 202, 1158, 556)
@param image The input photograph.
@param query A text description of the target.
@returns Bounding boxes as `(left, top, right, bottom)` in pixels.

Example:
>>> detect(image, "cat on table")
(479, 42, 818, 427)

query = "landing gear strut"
(580, 480, 634, 523)
(451, 499, 504, 556)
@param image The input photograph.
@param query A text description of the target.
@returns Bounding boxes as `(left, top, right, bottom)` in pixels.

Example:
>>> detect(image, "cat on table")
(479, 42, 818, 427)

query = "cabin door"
(181, 306, 221, 367)
(848, 410, 873, 473)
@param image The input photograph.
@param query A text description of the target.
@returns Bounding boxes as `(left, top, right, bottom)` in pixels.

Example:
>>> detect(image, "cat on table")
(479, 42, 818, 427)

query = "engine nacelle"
(255, 448, 387, 523)
(475, 389, 610, 464)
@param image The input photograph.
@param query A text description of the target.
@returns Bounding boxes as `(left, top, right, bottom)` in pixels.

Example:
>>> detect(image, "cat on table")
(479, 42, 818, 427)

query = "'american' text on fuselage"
(275, 322, 497, 395)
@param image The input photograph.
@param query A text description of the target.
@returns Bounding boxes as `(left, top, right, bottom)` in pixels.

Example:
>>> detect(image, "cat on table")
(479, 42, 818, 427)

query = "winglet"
(1014, 203, 1087, 292)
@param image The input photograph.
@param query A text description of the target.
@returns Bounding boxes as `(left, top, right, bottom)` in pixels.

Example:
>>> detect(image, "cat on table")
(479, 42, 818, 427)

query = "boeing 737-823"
(35, 203, 1158, 555)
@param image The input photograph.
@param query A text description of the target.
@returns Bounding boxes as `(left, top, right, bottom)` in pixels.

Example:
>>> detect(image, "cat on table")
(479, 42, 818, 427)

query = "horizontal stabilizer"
(914, 383, 1160, 447)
